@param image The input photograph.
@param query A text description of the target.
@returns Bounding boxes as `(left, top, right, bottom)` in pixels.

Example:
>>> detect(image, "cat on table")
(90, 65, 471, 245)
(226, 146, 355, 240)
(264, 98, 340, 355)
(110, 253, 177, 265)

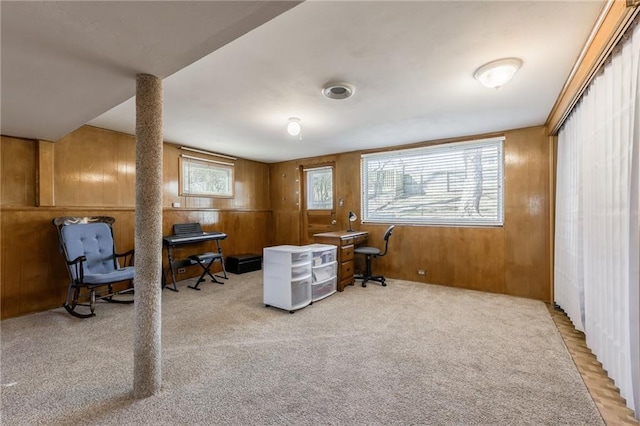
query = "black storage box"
(226, 254, 262, 274)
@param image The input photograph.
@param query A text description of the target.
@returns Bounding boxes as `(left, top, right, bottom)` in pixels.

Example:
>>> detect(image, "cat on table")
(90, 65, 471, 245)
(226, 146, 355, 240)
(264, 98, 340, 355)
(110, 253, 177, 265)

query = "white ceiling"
(1, 1, 298, 142)
(2, 1, 604, 164)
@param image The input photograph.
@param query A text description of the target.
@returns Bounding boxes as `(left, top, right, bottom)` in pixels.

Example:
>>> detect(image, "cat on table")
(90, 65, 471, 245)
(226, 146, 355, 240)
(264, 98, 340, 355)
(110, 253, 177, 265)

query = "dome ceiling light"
(287, 117, 302, 139)
(474, 58, 523, 89)
(322, 81, 355, 100)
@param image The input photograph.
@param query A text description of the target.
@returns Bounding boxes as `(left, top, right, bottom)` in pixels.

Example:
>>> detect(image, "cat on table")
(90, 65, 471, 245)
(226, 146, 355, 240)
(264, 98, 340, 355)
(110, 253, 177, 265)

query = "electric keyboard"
(162, 223, 227, 246)
(162, 231, 227, 246)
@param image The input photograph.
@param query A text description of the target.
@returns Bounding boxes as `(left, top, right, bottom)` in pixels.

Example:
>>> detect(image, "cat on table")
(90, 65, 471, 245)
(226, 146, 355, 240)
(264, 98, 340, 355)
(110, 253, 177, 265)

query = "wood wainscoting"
(0, 207, 271, 319)
(2, 123, 551, 316)
(1, 126, 273, 319)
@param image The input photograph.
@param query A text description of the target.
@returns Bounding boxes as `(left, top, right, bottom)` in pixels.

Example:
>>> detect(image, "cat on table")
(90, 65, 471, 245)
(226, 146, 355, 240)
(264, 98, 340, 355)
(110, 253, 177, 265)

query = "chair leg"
(358, 255, 372, 287)
(90, 289, 96, 315)
(63, 285, 96, 319)
(367, 275, 387, 287)
(354, 255, 372, 287)
(355, 255, 386, 288)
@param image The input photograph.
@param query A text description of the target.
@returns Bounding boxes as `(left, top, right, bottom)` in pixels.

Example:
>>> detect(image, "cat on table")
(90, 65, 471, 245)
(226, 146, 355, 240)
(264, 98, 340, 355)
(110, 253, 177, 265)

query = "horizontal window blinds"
(361, 137, 504, 226)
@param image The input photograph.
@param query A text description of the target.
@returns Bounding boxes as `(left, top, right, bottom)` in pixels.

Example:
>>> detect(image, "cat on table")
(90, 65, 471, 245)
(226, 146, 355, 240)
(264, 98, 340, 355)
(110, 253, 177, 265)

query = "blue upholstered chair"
(53, 216, 134, 318)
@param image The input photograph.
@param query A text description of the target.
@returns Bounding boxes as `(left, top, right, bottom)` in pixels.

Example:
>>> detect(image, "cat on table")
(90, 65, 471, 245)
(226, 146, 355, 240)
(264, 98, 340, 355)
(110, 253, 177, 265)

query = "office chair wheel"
(362, 282, 367, 288)
(382, 282, 387, 287)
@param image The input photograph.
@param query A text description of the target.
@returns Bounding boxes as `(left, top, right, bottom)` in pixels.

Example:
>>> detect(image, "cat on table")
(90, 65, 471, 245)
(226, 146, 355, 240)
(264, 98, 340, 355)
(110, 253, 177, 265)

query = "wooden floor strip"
(549, 306, 639, 426)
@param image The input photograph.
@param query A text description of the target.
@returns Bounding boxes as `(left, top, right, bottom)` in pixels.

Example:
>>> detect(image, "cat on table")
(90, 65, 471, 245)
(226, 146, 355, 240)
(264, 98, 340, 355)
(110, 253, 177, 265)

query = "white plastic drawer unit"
(305, 243, 338, 266)
(312, 261, 337, 283)
(263, 245, 313, 313)
(312, 276, 337, 302)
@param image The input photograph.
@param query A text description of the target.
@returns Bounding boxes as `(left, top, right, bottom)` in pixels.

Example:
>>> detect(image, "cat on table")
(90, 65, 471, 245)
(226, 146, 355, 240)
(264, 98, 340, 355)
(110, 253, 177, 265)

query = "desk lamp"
(348, 211, 357, 232)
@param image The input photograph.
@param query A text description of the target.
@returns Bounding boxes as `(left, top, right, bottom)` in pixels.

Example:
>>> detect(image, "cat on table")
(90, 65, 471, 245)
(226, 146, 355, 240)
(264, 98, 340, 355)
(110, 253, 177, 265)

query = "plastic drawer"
(291, 263, 310, 279)
(263, 245, 311, 266)
(291, 276, 312, 307)
(306, 244, 338, 266)
(292, 251, 311, 264)
(312, 261, 337, 283)
(312, 276, 337, 302)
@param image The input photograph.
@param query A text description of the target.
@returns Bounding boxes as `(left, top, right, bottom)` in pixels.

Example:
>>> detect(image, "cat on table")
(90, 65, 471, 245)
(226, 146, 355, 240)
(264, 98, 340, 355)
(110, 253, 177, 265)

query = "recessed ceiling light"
(322, 81, 355, 100)
(474, 58, 523, 89)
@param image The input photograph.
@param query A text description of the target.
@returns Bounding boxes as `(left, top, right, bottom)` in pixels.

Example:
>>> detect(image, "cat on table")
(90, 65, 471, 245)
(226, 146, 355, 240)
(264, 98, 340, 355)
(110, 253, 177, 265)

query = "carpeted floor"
(0, 272, 603, 425)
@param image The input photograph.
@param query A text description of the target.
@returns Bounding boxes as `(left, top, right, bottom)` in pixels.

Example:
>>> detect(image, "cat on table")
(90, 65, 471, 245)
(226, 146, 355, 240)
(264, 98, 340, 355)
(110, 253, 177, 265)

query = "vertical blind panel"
(361, 137, 504, 225)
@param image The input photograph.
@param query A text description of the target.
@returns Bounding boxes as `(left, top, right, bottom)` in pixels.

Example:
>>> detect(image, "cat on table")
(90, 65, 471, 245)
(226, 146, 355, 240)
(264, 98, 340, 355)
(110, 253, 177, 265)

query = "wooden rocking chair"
(53, 216, 135, 318)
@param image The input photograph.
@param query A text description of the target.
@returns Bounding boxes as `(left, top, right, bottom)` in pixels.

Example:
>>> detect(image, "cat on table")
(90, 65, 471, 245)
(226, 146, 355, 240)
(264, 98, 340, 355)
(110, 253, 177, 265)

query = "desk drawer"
(341, 237, 354, 246)
(341, 245, 354, 261)
(340, 260, 354, 280)
(354, 234, 367, 244)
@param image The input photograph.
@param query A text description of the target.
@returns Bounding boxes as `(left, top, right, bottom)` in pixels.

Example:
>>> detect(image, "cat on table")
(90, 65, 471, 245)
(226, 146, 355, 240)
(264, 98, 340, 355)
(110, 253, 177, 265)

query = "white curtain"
(555, 22, 640, 416)
(555, 115, 585, 332)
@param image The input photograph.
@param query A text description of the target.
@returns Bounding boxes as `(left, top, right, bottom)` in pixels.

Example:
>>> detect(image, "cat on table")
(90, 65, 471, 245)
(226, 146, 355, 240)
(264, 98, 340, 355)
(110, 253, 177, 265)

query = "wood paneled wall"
(1, 126, 271, 319)
(1, 123, 551, 318)
(269, 126, 551, 301)
(1, 136, 36, 206)
(54, 126, 136, 207)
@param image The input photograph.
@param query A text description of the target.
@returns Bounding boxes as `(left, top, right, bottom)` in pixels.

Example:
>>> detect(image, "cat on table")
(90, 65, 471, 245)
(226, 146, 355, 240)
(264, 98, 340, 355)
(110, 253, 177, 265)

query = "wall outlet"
(417, 269, 426, 275)
(178, 268, 186, 274)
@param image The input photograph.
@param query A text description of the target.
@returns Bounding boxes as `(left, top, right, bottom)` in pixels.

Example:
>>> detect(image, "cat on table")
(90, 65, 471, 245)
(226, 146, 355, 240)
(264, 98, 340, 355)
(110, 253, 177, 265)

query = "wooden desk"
(313, 230, 368, 291)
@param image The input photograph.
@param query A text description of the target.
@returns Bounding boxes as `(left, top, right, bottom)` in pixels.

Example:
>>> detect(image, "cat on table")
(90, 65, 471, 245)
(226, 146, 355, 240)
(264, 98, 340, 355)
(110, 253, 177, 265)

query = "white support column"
(133, 73, 163, 398)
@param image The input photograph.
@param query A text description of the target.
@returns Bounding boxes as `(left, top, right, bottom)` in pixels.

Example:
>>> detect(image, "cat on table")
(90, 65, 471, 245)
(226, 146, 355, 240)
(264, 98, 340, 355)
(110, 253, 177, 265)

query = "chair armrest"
(115, 249, 135, 267)
(115, 249, 135, 258)
(67, 255, 87, 266)
(67, 255, 86, 284)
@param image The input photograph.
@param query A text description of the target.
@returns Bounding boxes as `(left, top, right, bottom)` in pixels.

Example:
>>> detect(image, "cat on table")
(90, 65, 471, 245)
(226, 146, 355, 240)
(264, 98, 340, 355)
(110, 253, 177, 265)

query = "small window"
(180, 155, 234, 198)
(361, 137, 504, 226)
(305, 166, 333, 210)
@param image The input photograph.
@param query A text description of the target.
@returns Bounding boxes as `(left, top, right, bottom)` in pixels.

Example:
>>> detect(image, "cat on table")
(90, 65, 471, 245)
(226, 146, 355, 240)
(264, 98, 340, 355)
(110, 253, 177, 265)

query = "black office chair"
(354, 225, 395, 287)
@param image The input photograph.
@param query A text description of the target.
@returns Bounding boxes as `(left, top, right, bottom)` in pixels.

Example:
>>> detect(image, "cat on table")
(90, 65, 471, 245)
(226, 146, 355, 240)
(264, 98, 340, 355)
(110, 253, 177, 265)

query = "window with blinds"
(361, 137, 504, 226)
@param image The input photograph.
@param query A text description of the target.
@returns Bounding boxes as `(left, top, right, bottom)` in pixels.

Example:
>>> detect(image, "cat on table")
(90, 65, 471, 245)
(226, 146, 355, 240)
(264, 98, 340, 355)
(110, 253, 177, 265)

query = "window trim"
(361, 136, 505, 227)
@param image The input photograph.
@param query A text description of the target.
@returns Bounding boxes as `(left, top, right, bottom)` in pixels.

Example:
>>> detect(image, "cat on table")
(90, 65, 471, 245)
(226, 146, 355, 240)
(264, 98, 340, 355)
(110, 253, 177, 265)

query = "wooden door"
(301, 164, 337, 245)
